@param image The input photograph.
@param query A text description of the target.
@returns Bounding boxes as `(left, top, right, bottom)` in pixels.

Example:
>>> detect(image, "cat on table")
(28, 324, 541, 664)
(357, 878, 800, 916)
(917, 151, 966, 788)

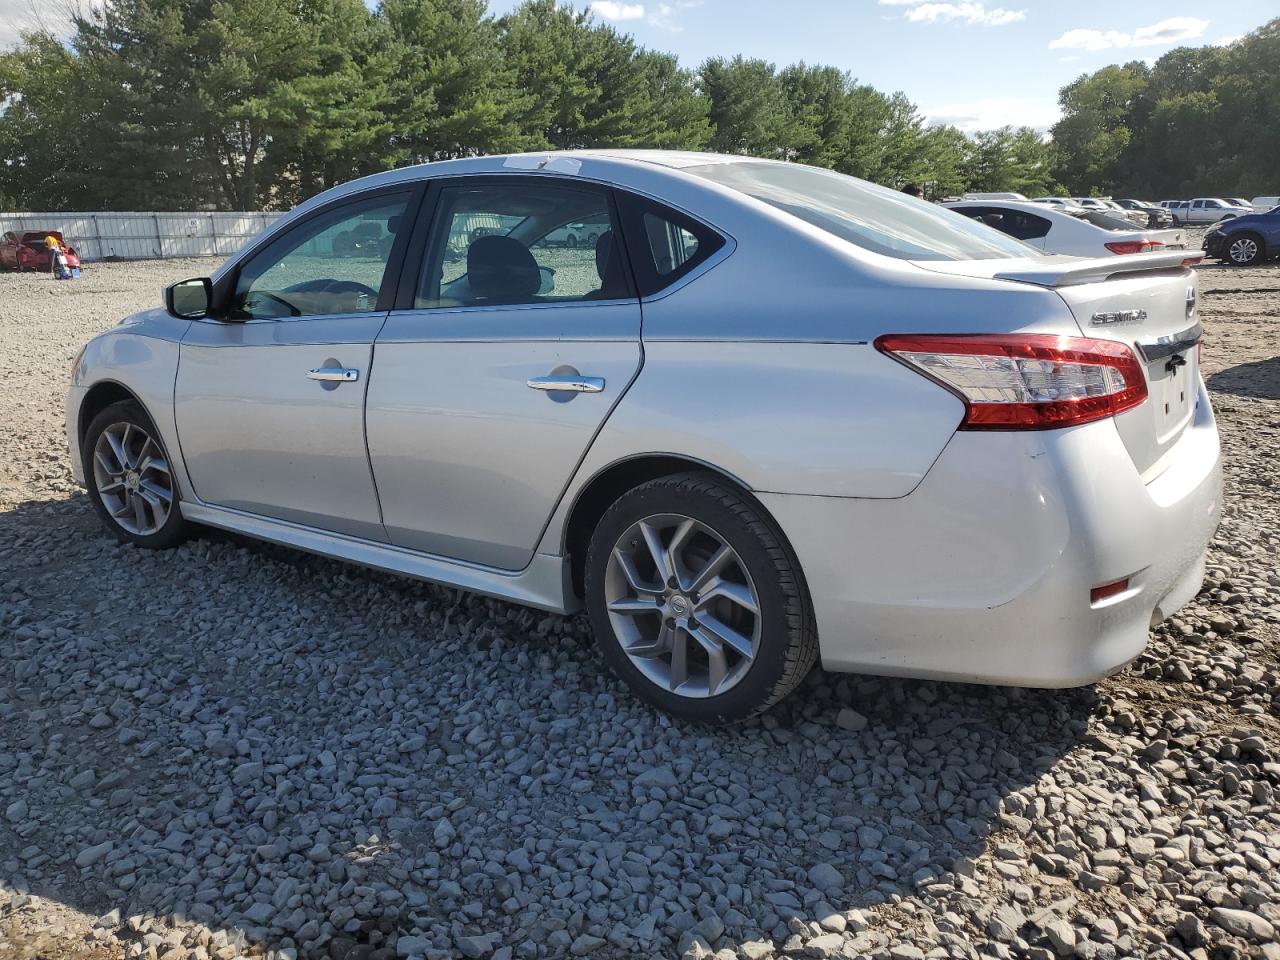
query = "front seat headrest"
(468, 235, 540, 302)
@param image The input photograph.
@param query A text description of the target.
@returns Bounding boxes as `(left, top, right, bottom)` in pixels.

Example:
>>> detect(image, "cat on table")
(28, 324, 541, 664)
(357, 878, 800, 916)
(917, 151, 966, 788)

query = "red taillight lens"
(1104, 240, 1164, 255)
(1090, 578, 1130, 603)
(875, 333, 1148, 430)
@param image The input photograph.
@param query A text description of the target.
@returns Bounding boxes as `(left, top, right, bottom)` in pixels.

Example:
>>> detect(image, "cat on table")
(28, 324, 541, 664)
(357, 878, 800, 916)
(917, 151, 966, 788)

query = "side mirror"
(165, 277, 212, 319)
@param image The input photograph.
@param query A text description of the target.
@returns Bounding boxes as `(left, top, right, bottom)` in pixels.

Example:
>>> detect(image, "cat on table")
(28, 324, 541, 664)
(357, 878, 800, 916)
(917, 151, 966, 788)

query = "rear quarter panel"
(539, 214, 1082, 554)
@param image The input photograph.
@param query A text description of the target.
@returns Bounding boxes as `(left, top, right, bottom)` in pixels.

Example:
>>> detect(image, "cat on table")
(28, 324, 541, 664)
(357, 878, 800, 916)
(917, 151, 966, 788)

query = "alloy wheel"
(1229, 237, 1258, 264)
(92, 421, 174, 536)
(603, 513, 761, 698)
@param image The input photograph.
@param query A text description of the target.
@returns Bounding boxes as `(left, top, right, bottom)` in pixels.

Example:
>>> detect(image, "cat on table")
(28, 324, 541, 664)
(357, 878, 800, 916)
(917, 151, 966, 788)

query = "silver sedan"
(67, 151, 1221, 722)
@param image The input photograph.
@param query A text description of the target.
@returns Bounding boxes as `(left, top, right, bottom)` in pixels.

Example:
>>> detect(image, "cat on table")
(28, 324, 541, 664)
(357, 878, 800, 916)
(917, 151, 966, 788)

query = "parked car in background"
(944, 200, 1184, 257)
(1032, 197, 1087, 215)
(1202, 205, 1280, 265)
(1169, 198, 1251, 225)
(1251, 196, 1279, 213)
(961, 191, 1028, 201)
(1115, 199, 1174, 228)
(0, 230, 82, 272)
(65, 151, 1220, 721)
(541, 221, 604, 248)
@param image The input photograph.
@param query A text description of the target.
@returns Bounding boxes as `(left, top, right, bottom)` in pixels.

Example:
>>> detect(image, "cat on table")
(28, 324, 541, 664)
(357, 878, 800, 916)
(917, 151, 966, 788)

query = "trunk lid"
(914, 252, 1203, 480)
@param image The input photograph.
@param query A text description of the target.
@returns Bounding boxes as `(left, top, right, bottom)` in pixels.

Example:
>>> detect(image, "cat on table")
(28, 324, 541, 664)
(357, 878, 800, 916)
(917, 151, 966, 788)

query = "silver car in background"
(67, 151, 1221, 722)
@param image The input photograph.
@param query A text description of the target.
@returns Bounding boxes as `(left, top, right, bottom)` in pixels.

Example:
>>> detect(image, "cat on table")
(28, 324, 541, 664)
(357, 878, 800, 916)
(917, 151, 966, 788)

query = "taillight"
(875, 333, 1147, 430)
(1104, 240, 1164, 255)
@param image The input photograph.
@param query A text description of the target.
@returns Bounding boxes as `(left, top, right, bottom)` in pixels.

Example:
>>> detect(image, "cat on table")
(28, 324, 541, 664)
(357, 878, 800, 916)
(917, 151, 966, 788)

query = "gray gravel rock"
(2, 258, 1280, 960)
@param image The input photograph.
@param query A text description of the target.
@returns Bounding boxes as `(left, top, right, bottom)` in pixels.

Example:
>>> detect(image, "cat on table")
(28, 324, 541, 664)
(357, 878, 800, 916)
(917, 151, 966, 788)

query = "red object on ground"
(0, 230, 82, 272)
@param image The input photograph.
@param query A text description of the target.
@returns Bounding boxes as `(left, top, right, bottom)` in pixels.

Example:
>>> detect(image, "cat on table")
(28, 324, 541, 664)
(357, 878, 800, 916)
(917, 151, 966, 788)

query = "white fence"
(0, 211, 283, 262)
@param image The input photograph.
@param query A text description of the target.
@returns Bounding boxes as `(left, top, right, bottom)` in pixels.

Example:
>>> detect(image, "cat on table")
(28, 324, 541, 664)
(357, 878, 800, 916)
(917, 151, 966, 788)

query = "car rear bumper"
(762, 376, 1221, 687)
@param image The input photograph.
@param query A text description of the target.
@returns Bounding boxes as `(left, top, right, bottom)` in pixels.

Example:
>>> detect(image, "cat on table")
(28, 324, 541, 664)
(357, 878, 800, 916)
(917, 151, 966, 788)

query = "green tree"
(699, 56, 796, 157)
(1050, 62, 1149, 195)
(500, 0, 682, 149)
(384, 0, 530, 166)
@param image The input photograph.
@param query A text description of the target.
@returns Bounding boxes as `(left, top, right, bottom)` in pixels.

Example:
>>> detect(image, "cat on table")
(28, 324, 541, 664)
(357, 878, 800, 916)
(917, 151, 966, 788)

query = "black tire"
(83, 400, 192, 549)
(1225, 232, 1265, 266)
(583, 472, 818, 723)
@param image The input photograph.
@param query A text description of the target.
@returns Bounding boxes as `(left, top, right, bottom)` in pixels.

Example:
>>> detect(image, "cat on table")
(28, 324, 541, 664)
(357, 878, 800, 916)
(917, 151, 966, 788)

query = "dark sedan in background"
(1203, 205, 1280, 265)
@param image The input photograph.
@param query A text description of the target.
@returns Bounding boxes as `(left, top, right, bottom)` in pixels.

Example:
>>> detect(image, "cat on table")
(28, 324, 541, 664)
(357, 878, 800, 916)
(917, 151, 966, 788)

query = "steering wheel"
(244, 291, 301, 317)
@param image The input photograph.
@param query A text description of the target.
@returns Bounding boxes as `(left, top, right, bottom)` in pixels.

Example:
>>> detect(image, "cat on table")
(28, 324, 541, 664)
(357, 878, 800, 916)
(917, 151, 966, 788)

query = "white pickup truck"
(1169, 198, 1251, 224)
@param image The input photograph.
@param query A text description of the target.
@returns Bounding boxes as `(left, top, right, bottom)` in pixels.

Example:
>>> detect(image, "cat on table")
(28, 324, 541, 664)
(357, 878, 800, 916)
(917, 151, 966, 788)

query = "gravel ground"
(2, 254, 1278, 960)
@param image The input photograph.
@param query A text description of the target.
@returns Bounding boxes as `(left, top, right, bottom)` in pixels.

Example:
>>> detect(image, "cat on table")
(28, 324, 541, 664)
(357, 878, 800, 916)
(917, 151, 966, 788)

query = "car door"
(0, 232, 16, 269)
(175, 188, 417, 541)
(365, 176, 642, 570)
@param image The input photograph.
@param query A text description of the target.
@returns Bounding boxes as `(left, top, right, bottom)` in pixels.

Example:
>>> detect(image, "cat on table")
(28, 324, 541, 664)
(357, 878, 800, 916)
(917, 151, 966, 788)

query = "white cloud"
(590, 0, 645, 21)
(879, 0, 1023, 25)
(0, 0, 35, 48)
(0, 0, 103, 48)
(923, 96, 1061, 133)
(1048, 16, 1209, 51)
(902, 3, 1025, 26)
(647, 0, 700, 31)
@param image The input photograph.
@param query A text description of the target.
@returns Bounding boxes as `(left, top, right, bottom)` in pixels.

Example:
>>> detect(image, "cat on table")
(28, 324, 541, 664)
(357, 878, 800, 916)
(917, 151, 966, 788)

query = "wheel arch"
(77, 380, 147, 447)
(561, 453, 790, 599)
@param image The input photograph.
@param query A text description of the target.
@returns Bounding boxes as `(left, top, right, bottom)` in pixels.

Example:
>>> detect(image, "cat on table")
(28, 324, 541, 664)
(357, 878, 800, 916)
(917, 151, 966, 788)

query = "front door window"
(232, 194, 410, 320)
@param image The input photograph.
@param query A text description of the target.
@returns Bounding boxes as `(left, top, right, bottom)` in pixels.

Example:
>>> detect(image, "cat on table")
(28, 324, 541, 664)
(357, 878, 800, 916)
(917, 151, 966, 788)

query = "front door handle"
(527, 375, 605, 394)
(307, 367, 359, 383)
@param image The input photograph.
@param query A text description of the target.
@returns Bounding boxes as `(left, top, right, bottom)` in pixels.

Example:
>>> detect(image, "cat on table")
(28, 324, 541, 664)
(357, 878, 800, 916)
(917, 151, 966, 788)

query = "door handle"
(307, 367, 359, 383)
(526, 375, 605, 393)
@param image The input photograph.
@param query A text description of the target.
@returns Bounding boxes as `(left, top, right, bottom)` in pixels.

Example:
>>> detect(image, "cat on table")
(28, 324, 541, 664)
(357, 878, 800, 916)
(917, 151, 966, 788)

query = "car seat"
(467, 236, 541, 303)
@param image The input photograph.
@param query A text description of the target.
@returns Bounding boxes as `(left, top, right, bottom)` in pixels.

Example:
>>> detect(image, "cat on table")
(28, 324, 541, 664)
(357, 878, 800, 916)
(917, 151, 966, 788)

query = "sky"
(1, 0, 1275, 132)
(485, 0, 1277, 132)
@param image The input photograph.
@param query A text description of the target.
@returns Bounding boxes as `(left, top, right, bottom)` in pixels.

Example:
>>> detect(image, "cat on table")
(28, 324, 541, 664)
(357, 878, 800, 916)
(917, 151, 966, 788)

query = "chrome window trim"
(189, 310, 385, 328)
(215, 169, 738, 303)
(394, 297, 639, 318)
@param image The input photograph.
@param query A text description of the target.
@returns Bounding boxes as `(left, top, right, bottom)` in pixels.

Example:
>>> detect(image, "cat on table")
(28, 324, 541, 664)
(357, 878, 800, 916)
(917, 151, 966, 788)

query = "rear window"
(684, 161, 1034, 261)
(1074, 210, 1137, 231)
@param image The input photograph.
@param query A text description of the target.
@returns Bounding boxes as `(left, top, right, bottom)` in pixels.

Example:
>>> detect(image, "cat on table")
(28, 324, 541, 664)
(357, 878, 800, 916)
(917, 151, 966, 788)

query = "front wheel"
(584, 473, 818, 723)
(83, 400, 191, 549)
(1226, 233, 1264, 266)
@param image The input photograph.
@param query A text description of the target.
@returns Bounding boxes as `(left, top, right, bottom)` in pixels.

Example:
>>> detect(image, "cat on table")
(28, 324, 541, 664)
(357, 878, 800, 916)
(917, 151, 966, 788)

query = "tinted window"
(417, 182, 628, 308)
(685, 161, 1032, 261)
(950, 206, 1049, 241)
(613, 192, 726, 297)
(233, 193, 409, 320)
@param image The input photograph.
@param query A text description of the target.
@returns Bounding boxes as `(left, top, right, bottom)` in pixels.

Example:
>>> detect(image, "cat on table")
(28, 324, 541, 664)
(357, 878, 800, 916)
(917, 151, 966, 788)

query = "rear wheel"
(83, 400, 191, 549)
(584, 473, 817, 723)
(1226, 233, 1264, 266)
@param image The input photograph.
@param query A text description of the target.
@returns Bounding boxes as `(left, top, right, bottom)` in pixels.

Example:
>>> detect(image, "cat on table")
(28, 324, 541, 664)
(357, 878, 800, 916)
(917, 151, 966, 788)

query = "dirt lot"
(1, 256, 1278, 960)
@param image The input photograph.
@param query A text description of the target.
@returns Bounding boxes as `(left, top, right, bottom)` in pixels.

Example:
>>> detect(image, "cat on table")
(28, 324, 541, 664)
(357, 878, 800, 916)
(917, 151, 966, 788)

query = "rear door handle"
(527, 375, 605, 393)
(307, 367, 359, 383)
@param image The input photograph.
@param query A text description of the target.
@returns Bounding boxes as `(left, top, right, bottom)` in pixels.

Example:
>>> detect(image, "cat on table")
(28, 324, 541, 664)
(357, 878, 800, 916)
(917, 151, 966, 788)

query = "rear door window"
(416, 180, 630, 308)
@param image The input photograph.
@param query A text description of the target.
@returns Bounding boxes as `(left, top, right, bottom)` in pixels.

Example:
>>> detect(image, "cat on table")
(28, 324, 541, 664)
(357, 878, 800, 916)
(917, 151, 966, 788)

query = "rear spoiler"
(993, 251, 1203, 288)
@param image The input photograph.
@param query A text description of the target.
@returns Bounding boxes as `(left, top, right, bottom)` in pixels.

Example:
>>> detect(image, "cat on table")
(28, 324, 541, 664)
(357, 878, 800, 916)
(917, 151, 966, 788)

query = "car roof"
(278, 149, 790, 227)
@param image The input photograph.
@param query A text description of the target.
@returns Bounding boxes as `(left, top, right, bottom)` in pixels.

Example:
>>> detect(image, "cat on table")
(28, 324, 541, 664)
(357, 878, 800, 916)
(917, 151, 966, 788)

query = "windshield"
(683, 160, 1035, 261)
